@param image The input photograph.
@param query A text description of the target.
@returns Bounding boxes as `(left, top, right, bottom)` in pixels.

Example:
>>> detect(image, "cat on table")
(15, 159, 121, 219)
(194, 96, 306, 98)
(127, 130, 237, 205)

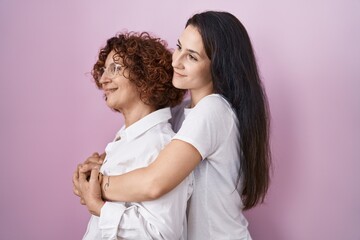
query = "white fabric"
(83, 107, 193, 240)
(173, 94, 252, 240)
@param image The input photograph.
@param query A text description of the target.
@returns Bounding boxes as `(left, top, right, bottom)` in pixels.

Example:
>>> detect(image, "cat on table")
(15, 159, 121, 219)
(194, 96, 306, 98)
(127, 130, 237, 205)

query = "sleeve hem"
(172, 135, 205, 160)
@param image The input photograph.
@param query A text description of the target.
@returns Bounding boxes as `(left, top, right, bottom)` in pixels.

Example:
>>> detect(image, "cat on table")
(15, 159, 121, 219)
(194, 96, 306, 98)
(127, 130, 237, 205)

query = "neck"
(121, 103, 155, 128)
(189, 82, 214, 108)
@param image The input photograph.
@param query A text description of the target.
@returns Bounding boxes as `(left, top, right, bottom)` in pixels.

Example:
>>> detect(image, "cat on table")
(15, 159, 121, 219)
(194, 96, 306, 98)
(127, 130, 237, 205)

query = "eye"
(176, 43, 182, 50)
(115, 64, 122, 73)
(188, 54, 198, 61)
(108, 63, 116, 75)
(100, 67, 106, 76)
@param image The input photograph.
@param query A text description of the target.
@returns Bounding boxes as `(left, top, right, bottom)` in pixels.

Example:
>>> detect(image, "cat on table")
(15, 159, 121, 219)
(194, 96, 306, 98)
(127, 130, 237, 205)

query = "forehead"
(179, 25, 207, 57)
(105, 50, 123, 66)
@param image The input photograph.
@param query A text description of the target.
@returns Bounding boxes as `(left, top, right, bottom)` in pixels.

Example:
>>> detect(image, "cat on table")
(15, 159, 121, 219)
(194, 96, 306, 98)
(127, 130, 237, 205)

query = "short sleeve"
(173, 95, 235, 159)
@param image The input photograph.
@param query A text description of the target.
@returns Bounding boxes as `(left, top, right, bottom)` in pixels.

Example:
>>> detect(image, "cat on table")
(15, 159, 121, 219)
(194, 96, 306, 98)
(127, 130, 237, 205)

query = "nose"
(172, 50, 183, 69)
(99, 75, 111, 87)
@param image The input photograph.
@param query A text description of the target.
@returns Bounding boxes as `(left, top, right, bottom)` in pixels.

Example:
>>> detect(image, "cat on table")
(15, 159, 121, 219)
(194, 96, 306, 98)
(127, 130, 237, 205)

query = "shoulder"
(140, 108, 175, 146)
(148, 121, 174, 139)
(193, 94, 234, 117)
(174, 94, 236, 158)
(182, 94, 237, 131)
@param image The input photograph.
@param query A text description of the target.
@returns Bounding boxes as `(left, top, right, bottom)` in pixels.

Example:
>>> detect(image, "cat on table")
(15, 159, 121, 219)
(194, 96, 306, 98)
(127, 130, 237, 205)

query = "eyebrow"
(178, 39, 201, 57)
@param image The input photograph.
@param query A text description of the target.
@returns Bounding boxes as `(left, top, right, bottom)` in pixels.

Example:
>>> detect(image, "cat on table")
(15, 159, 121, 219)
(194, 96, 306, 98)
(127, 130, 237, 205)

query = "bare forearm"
(101, 167, 157, 202)
(101, 140, 201, 202)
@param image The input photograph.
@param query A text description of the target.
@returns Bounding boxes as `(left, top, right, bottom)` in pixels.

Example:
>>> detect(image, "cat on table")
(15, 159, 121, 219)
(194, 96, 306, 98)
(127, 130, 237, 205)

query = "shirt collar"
(119, 107, 172, 141)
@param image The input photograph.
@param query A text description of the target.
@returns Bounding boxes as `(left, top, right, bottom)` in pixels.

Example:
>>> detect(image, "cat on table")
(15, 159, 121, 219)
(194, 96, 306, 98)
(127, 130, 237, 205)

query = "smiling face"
(172, 25, 213, 101)
(99, 50, 142, 112)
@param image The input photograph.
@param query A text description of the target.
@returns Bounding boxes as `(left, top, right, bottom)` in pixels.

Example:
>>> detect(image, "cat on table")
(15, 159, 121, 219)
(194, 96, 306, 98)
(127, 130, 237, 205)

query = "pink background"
(1, 1, 359, 239)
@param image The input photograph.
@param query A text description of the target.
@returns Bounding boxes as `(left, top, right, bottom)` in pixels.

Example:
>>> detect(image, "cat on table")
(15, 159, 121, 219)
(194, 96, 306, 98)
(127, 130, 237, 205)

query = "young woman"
(75, 11, 271, 239)
(73, 32, 193, 239)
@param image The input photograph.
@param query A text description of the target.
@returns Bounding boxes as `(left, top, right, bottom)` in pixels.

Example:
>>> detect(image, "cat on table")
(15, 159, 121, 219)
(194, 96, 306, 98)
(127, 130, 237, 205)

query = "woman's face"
(99, 50, 141, 112)
(172, 25, 213, 92)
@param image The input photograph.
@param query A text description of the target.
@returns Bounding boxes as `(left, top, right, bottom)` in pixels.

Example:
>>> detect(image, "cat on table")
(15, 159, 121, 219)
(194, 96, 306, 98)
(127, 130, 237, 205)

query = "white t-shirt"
(83, 108, 193, 240)
(173, 94, 252, 240)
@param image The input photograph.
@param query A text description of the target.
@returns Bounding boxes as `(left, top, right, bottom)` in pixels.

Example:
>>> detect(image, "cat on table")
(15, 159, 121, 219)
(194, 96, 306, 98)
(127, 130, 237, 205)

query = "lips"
(103, 88, 117, 97)
(174, 71, 186, 77)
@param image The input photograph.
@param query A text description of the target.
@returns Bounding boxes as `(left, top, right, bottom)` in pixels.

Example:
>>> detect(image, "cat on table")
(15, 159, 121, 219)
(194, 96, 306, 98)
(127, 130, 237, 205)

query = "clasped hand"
(72, 152, 105, 216)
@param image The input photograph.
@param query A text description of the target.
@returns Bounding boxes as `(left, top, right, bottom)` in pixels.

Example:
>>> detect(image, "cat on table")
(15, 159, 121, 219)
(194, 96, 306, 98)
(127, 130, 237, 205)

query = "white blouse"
(83, 108, 193, 240)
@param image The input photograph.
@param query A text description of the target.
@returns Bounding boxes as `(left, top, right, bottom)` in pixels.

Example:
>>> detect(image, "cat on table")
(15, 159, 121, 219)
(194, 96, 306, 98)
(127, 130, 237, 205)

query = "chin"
(172, 80, 187, 90)
(105, 99, 116, 109)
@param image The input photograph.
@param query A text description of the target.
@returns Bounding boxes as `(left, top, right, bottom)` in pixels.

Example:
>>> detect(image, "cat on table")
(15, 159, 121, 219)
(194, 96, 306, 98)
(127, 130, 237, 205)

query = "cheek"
(172, 50, 180, 64)
(199, 65, 212, 82)
(126, 83, 140, 99)
(120, 78, 135, 91)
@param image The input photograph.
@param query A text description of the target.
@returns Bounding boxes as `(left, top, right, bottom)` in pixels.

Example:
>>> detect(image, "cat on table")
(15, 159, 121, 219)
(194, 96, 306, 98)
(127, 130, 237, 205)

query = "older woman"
(73, 32, 193, 240)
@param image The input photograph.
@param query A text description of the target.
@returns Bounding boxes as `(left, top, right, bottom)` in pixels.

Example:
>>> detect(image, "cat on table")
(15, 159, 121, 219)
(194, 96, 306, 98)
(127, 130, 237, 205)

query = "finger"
(79, 163, 102, 174)
(99, 153, 106, 160)
(73, 176, 82, 198)
(85, 156, 103, 165)
(77, 163, 82, 172)
(89, 167, 100, 183)
(79, 163, 91, 173)
(72, 170, 79, 184)
(78, 170, 87, 182)
(73, 171, 81, 191)
(73, 186, 80, 197)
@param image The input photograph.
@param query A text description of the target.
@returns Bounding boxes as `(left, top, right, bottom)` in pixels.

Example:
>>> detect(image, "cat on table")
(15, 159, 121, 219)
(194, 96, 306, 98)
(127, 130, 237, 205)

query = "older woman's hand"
(72, 152, 105, 204)
(80, 152, 105, 176)
(76, 167, 105, 216)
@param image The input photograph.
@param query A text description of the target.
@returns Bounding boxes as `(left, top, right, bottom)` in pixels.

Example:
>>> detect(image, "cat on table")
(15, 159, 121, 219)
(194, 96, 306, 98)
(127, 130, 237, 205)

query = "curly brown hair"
(92, 32, 185, 109)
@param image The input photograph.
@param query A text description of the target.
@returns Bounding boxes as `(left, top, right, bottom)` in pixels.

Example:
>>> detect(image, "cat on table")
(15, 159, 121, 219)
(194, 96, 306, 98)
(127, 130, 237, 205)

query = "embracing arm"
(102, 139, 201, 202)
(78, 156, 194, 239)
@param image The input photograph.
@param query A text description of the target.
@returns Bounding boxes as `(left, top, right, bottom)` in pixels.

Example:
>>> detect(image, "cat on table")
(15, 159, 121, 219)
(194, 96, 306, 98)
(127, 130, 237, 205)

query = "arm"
(102, 139, 201, 202)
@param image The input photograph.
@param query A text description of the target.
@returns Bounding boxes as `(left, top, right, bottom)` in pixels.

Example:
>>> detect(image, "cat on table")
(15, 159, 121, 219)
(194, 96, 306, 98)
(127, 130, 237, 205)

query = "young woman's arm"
(101, 139, 201, 202)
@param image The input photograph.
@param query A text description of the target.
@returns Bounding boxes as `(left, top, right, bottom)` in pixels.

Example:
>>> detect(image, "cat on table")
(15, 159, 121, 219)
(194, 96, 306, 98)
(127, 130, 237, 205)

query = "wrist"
(101, 175, 110, 200)
(88, 198, 105, 217)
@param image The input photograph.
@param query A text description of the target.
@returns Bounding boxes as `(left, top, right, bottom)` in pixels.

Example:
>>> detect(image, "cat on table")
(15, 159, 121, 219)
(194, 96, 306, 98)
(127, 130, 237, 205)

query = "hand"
(78, 166, 105, 216)
(79, 152, 105, 176)
(72, 152, 105, 203)
(73, 165, 86, 205)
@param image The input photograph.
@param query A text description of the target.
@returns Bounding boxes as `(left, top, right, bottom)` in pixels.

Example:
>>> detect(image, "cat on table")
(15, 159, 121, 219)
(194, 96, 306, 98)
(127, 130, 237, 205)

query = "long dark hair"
(186, 11, 271, 210)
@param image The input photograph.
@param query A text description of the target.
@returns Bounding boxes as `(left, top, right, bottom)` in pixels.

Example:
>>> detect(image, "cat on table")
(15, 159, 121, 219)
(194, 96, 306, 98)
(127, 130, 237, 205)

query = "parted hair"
(92, 32, 185, 109)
